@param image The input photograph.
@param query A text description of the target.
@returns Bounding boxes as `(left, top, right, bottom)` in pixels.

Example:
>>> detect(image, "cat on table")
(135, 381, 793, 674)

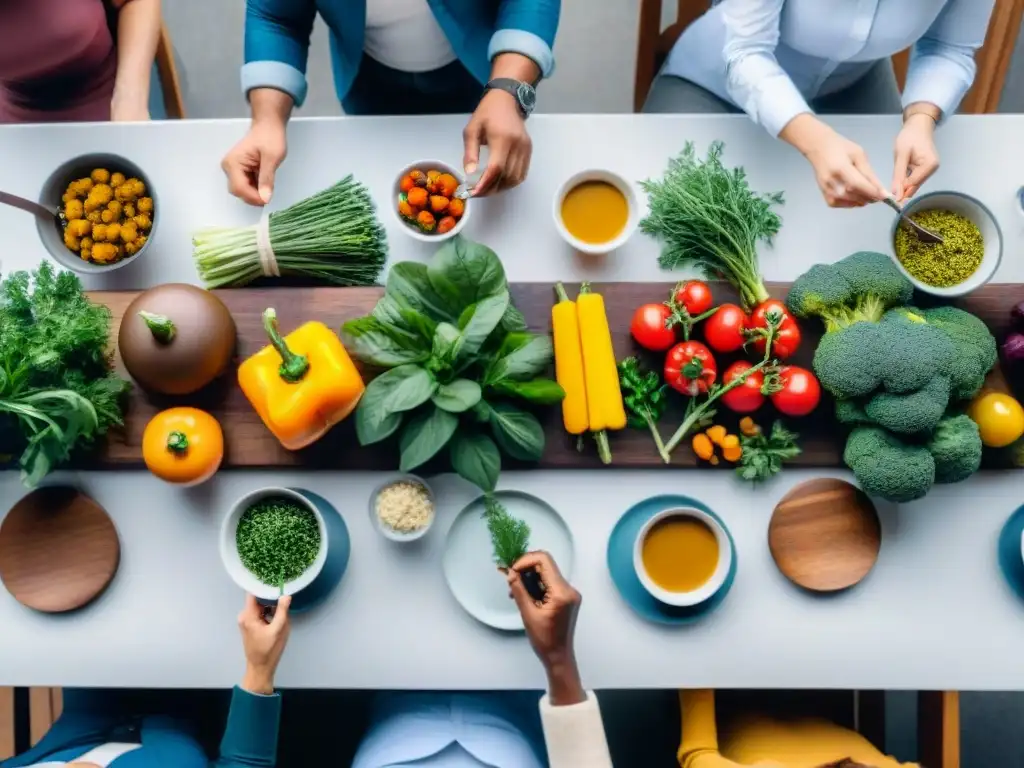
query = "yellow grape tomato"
(968, 392, 1024, 448)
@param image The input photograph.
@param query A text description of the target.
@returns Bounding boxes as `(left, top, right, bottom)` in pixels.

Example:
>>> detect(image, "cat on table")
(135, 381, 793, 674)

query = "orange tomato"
(406, 187, 428, 209)
(437, 216, 457, 234)
(448, 197, 465, 219)
(417, 210, 436, 232)
(408, 169, 426, 183)
(430, 195, 449, 213)
(437, 173, 459, 198)
(143, 407, 223, 486)
(399, 175, 415, 193)
(398, 198, 415, 219)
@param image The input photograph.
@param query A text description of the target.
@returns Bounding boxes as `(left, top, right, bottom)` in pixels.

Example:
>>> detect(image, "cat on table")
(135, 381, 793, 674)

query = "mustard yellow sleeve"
(678, 690, 744, 768)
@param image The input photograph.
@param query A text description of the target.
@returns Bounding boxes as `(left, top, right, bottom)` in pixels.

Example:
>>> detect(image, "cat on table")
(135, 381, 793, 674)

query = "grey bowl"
(37, 152, 158, 275)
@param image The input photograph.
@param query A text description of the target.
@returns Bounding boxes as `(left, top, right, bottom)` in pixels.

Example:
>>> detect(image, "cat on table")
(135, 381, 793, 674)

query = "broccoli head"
(787, 251, 913, 330)
(844, 426, 935, 503)
(813, 322, 886, 398)
(927, 413, 982, 484)
(863, 375, 950, 435)
(919, 306, 997, 401)
(835, 398, 871, 426)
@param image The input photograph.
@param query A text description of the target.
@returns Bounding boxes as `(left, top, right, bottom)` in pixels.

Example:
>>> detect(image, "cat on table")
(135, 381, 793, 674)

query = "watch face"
(516, 82, 537, 112)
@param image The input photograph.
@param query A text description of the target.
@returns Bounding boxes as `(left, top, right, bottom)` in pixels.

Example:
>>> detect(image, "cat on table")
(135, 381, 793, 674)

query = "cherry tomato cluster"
(628, 281, 821, 418)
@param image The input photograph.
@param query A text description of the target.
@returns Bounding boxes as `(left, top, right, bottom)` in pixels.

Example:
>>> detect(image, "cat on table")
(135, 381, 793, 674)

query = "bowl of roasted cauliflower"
(38, 152, 157, 274)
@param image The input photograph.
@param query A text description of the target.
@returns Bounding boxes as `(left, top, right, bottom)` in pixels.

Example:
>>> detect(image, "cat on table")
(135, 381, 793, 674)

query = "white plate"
(442, 490, 574, 631)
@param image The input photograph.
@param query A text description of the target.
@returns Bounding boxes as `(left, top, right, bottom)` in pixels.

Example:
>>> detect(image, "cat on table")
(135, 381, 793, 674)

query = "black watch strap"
(484, 78, 537, 118)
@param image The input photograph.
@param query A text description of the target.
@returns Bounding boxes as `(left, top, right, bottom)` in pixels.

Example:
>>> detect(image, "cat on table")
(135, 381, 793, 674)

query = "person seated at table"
(0, 0, 159, 124)
(350, 551, 613, 768)
(643, 0, 995, 209)
(221, 0, 559, 205)
(677, 689, 916, 767)
(1, 593, 293, 767)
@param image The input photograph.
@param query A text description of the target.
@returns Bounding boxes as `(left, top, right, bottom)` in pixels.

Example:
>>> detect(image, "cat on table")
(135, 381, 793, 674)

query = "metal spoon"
(884, 195, 944, 245)
(454, 168, 485, 200)
(0, 190, 62, 227)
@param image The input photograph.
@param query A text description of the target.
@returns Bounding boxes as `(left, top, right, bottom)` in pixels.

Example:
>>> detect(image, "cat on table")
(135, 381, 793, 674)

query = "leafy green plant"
(0, 264, 130, 486)
(342, 236, 563, 491)
(484, 494, 531, 568)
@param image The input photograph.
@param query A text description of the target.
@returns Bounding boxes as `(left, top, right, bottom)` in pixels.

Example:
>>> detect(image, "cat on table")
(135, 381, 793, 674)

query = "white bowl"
(220, 487, 328, 601)
(552, 169, 639, 256)
(890, 191, 1002, 298)
(633, 506, 732, 607)
(369, 474, 436, 543)
(392, 159, 472, 244)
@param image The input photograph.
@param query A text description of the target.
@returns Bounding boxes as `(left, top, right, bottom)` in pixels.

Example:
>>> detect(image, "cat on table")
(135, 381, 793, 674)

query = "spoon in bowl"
(0, 190, 63, 228)
(883, 195, 944, 245)
(454, 168, 485, 200)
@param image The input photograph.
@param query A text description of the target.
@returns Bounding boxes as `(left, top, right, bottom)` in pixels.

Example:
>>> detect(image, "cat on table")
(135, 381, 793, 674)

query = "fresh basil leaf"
(386, 262, 457, 322)
(492, 378, 565, 405)
(432, 379, 482, 413)
(341, 317, 429, 367)
(501, 303, 528, 332)
(430, 322, 464, 366)
(489, 402, 545, 461)
(495, 331, 532, 357)
(358, 365, 436, 441)
(356, 402, 403, 445)
(470, 400, 493, 423)
(371, 295, 436, 344)
(485, 335, 554, 385)
(458, 291, 510, 357)
(427, 236, 508, 308)
(399, 406, 459, 472)
(449, 429, 501, 493)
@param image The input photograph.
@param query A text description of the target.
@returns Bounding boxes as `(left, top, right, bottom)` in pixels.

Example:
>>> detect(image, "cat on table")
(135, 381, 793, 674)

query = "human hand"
(221, 120, 288, 206)
(892, 113, 939, 203)
(463, 89, 532, 196)
(238, 594, 292, 694)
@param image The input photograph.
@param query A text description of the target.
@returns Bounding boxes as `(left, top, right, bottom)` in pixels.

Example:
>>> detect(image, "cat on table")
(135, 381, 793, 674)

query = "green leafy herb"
(484, 493, 531, 569)
(341, 236, 562, 491)
(736, 421, 801, 482)
(236, 497, 321, 587)
(640, 141, 784, 311)
(0, 264, 130, 486)
(617, 357, 669, 457)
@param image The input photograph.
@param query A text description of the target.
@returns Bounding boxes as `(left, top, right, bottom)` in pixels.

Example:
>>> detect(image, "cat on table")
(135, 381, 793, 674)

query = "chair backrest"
(634, 0, 711, 112)
(0, 687, 14, 760)
(155, 21, 186, 119)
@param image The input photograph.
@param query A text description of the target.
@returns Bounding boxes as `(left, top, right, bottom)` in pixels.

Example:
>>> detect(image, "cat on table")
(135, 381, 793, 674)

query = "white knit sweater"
(540, 692, 614, 768)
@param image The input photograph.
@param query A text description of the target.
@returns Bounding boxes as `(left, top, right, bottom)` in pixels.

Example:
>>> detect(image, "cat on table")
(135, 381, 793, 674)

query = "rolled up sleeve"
(902, 0, 996, 120)
(242, 0, 318, 107)
(489, 0, 561, 78)
(722, 0, 811, 138)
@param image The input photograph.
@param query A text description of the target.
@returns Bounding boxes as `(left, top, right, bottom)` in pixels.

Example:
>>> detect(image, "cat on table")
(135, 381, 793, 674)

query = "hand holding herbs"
(0, 264, 130, 486)
(237, 496, 321, 589)
(485, 493, 545, 601)
(342, 236, 563, 492)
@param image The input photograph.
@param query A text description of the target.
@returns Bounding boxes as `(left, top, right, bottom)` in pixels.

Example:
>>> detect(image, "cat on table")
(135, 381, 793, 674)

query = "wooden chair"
(634, 0, 1023, 114)
(154, 21, 186, 119)
(0, 687, 14, 760)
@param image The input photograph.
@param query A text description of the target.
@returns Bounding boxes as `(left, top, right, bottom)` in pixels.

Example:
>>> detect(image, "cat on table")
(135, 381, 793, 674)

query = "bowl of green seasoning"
(891, 191, 1002, 297)
(220, 487, 328, 601)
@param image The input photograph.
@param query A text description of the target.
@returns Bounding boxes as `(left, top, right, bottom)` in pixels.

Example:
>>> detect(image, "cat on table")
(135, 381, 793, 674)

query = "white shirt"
(364, 0, 457, 73)
(662, 0, 996, 137)
(30, 742, 142, 767)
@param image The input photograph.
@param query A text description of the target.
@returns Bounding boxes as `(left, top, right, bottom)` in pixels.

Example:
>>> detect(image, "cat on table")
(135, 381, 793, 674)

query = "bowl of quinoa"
(891, 191, 1002, 297)
(370, 475, 436, 542)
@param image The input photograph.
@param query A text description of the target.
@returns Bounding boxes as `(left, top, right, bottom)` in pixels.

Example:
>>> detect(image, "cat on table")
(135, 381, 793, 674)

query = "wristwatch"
(483, 78, 537, 119)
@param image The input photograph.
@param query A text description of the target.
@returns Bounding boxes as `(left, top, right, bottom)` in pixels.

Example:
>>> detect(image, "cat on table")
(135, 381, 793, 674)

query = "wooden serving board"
(71, 281, 1021, 471)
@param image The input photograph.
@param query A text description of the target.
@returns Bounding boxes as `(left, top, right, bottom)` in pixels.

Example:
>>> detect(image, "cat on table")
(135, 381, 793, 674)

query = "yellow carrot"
(576, 283, 627, 465)
(552, 283, 589, 435)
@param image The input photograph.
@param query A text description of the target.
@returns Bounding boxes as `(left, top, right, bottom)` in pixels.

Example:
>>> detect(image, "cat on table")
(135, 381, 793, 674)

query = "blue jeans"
(342, 55, 483, 116)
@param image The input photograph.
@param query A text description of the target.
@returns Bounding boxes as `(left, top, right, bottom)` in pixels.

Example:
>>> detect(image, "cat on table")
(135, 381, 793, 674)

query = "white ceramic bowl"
(633, 506, 732, 607)
(890, 191, 1002, 298)
(220, 487, 328, 601)
(552, 169, 640, 255)
(369, 474, 436, 543)
(392, 159, 472, 244)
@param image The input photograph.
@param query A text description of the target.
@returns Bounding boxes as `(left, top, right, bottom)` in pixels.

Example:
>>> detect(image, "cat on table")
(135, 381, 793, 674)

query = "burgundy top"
(0, 0, 118, 123)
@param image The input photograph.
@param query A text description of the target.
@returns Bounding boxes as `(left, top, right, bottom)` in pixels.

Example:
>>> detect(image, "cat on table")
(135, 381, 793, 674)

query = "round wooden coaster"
(0, 487, 120, 613)
(768, 478, 881, 593)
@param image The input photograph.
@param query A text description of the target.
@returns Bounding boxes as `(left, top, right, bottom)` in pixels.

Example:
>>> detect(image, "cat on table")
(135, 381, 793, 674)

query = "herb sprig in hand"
(484, 493, 545, 601)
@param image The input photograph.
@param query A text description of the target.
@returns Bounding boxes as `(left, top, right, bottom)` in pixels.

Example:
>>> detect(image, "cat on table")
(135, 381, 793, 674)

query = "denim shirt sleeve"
(488, 0, 562, 78)
(214, 686, 283, 767)
(242, 0, 318, 107)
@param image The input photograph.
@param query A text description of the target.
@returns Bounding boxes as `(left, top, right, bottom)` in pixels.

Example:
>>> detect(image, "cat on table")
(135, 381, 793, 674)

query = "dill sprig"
(640, 141, 784, 311)
(484, 493, 531, 569)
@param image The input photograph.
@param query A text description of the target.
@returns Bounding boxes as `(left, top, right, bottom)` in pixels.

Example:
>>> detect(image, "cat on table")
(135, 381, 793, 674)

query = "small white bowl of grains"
(370, 475, 436, 542)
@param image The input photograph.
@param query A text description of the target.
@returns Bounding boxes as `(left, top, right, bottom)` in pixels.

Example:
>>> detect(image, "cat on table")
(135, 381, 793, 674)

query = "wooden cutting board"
(0, 487, 120, 612)
(768, 478, 881, 592)
(61, 281, 1020, 471)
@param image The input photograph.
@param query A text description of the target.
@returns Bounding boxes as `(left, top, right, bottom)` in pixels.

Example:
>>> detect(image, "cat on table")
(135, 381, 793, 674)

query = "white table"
(1, 116, 1024, 690)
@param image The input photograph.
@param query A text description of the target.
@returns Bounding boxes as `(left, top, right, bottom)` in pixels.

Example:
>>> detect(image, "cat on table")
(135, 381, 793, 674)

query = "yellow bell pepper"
(238, 308, 365, 450)
(576, 284, 627, 463)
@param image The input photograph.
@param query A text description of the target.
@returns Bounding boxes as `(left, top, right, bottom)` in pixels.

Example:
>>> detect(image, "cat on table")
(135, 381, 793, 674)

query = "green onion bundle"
(193, 176, 387, 288)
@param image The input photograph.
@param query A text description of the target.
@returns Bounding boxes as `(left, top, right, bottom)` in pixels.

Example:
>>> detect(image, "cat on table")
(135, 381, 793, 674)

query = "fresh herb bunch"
(618, 357, 668, 457)
(641, 141, 784, 312)
(342, 236, 564, 493)
(236, 497, 321, 587)
(193, 176, 387, 288)
(736, 421, 801, 482)
(484, 493, 531, 569)
(0, 263, 130, 486)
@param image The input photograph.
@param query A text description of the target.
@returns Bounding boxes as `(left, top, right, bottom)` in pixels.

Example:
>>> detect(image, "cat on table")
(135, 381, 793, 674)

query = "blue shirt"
(662, 0, 996, 137)
(242, 0, 561, 107)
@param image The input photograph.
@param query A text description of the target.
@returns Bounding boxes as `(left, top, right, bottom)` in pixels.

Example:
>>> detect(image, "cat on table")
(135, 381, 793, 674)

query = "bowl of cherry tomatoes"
(393, 160, 471, 242)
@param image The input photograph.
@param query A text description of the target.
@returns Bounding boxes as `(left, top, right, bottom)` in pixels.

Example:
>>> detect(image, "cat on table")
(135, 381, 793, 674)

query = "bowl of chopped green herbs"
(891, 191, 1002, 297)
(220, 487, 327, 601)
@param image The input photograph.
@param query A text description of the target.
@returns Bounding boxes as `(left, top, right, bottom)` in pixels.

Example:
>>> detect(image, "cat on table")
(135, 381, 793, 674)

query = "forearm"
(778, 112, 830, 156)
(490, 52, 541, 85)
(545, 654, 586, 706)
(113, 0, 161, 109)
(250, 88, 294, 129)
(539, 654, 613, 768)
